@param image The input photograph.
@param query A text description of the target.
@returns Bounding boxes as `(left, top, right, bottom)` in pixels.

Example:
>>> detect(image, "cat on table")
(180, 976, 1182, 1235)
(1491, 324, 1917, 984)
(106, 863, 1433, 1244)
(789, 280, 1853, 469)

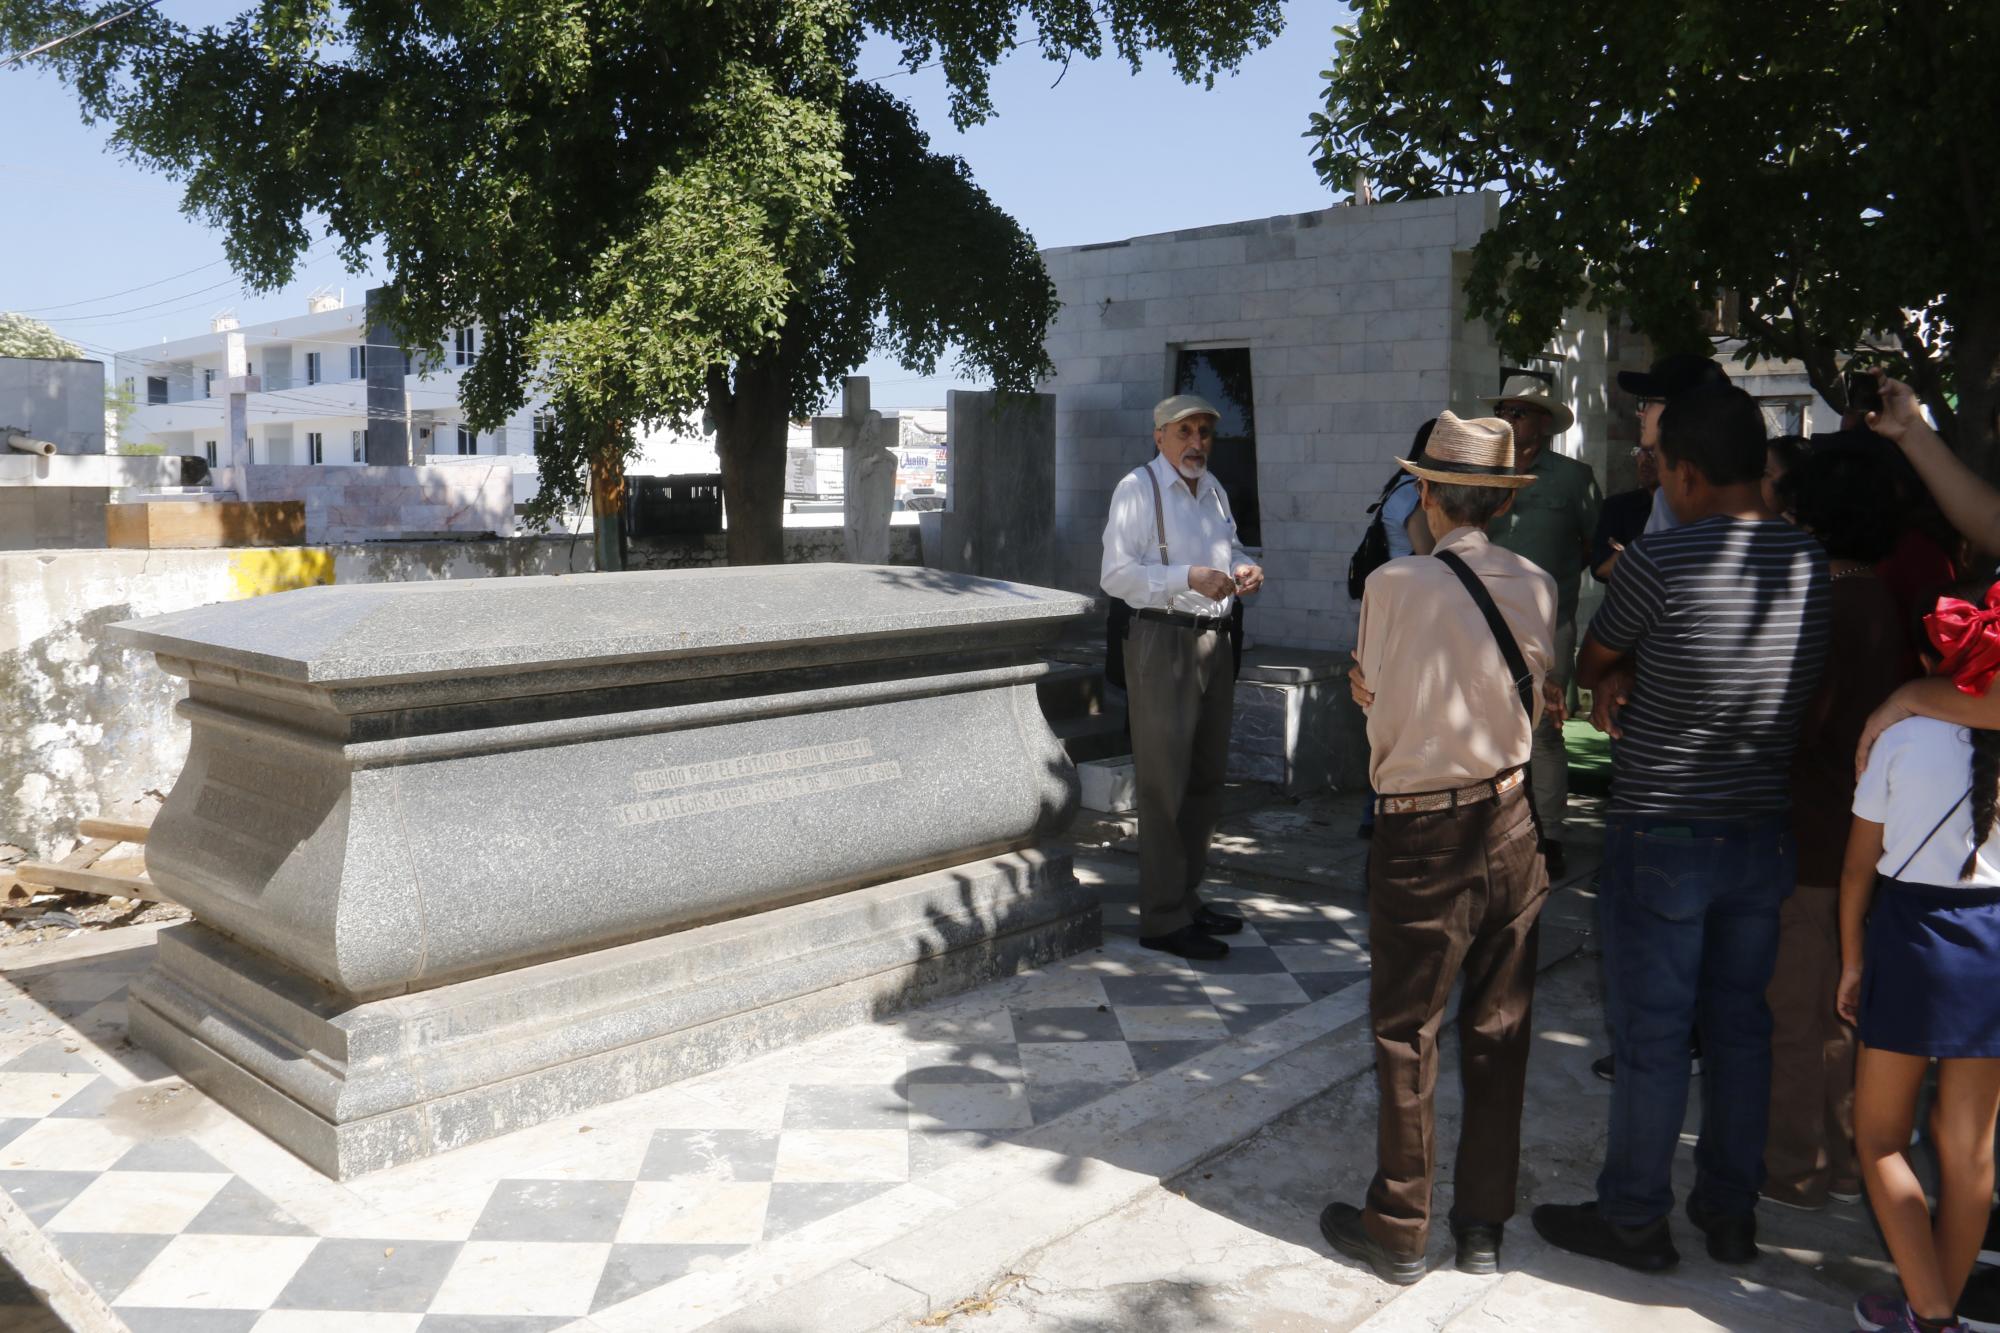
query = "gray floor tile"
(49, 1229, 173, 1303)
(1099, 975, 1211, 1007)
(638, 1127, 779, 1183)
(780, 1083, 910, 1131)
(1023, 1079, 1126, 1124)
(760, 1182, 894, 1239)
(589, 1242, 744, 1311)
(0, 1042, 98, 1074)
(1254, 921, 1363, 946)
(904, 1043, 1023, 1085)
(1179, 945, 1285, 975)
(0, 1118, 34, 1152)
(1126, 1040, 1224, 1076)
(116, 1312, 261, 1333)
(908, 1128, 1005, 1178)
(1214, 1002, 1304, 1035)
(273, 1237, 463, 1311)
(182, 1175, 315, 1236)
(1009, 1006, 1125, 1043)
(111, 1139, 229, 1174)
(468, 1178, 634, 1243)
(1292, 971, 1369, 1001)
(416, 1318, 576, 1333)
(46, 1074, 120, 1118)
(0, 1170, 100, 1226)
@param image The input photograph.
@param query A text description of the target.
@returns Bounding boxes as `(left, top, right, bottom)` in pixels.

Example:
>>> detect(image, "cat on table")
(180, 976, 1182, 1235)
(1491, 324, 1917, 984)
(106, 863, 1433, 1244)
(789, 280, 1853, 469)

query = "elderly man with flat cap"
(1324, 411, 1558, 1285)
(1484, 375, 1600, 878)
(1100, 394, 1264, 961)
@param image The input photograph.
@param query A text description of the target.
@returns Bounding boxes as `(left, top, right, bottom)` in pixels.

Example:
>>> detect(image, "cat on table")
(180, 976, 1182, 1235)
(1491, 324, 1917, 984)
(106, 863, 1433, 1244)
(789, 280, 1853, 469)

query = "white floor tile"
(0, 1071, 102, 1117)
(426, 1240, 612, 1317)
(771, 1130, 908, 1184)
(1198, 973, 1313, 1007)
(908, 1083, 1033, 1131)
(1018, 1041, 1139, 1084)
(114, 1234, 319, 1308)
(617, 1179, 769, 1244)
(250, 1313, 424, 1333)
(0, 1116, 142, 1171)
(45, 1169, 229, 1233)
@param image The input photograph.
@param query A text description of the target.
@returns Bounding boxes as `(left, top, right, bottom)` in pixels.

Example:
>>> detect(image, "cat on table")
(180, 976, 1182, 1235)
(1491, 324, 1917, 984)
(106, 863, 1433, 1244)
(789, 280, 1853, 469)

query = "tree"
(0, 312, 83, 360)
(1310, 2, 2000, 469)
(6, 0, 1281, 566)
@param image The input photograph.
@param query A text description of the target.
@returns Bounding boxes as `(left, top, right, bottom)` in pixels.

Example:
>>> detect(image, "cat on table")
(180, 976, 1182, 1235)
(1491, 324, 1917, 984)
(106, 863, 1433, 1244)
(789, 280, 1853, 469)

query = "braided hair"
(1966, 728, 2000, 881)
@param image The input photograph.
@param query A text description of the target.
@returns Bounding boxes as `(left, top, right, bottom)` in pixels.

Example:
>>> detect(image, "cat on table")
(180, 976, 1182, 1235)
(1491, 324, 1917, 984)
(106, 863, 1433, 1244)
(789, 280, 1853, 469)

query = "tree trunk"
(712, 351, 792, 567)
(589, 420, 627, 572)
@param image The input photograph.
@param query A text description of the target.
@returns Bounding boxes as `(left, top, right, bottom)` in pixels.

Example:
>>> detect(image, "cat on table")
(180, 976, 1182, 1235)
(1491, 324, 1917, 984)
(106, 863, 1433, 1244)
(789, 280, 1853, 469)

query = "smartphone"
(1845, 369, 1882, 416)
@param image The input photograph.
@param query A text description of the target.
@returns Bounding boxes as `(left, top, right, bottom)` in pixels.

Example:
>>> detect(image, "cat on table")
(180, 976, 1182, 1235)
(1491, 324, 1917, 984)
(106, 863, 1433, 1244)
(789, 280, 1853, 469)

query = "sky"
(0, 1, 1340, 409)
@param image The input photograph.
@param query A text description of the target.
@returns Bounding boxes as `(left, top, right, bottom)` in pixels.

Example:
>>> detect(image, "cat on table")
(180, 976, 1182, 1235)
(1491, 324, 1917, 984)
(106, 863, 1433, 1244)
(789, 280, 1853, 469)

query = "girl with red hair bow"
(1838, 580, 2000, 1333)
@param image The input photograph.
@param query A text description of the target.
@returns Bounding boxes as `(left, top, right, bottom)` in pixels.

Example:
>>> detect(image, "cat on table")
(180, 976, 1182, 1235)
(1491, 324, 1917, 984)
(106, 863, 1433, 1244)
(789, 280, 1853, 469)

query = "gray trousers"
(1530, 618, 1575, 840)
(1125, 616, 1236, 936)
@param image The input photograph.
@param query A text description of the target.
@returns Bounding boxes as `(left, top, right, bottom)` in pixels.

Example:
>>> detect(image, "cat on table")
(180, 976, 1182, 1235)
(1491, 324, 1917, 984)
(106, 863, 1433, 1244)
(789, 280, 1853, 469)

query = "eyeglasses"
(1495, 404, 1546, 421)
(1629, 445, 1657, 459)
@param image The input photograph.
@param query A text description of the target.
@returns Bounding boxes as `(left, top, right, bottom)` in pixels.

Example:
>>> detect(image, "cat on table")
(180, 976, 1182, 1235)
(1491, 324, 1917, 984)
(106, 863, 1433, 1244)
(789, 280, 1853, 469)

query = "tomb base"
(130, 848, 1096, 1179)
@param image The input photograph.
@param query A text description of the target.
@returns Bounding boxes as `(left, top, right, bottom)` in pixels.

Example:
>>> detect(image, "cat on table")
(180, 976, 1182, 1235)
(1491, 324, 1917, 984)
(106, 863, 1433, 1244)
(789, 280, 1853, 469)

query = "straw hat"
(1484, 374, 1576, 433)
(1397, 411, 1537, 489)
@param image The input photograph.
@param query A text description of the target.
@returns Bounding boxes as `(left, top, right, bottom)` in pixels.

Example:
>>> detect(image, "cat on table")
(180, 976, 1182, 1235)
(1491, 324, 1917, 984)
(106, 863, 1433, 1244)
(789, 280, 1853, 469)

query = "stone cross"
(221, 331, 259, 469)
(811, 376, 897, 563)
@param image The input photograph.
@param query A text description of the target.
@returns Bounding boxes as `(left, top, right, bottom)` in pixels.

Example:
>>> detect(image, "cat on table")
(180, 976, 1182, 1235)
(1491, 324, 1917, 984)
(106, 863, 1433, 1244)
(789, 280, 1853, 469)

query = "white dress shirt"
(1100, 453, 1256, 616)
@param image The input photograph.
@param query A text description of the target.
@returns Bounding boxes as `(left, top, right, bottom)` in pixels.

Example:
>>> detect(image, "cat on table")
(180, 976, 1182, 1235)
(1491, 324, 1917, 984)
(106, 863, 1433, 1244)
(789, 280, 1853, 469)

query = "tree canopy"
(1311, 1, 2000, 464)
(5, 0, 1281, 561)
(0, 313, 84, 360)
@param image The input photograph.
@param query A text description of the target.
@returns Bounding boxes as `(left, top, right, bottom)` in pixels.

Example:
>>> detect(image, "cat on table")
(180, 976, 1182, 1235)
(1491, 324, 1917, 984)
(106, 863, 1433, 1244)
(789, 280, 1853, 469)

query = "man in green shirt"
(1485, 376, 1602, 876)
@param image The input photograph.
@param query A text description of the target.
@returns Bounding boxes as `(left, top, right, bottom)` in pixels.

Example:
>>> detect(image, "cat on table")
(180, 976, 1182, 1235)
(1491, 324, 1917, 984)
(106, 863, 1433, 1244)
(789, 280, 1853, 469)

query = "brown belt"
(1375, 767, 1524, 816)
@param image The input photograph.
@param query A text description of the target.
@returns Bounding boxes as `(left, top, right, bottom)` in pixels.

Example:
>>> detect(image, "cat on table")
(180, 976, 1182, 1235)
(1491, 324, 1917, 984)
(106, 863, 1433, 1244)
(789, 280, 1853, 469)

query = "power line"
(0, 0, 164, 69)
(13, 255, 236, 315)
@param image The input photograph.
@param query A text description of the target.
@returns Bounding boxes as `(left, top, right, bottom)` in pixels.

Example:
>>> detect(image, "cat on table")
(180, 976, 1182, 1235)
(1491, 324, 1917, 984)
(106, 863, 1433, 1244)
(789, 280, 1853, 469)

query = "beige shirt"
(1357, 526, 1558, 795)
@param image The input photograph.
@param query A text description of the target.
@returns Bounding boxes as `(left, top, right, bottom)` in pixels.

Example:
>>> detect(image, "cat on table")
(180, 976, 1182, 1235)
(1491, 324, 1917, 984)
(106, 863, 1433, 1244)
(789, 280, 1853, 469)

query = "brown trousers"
(1364, 781, 1549, 1257)
(1124, 617, 1236, 936)
(1762, 884, 1858, 1206)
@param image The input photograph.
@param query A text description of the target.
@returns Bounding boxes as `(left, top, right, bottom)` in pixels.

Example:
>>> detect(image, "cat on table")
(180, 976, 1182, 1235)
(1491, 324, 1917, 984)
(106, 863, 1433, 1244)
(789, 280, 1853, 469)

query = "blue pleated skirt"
(1858, 876, 2000, 1059)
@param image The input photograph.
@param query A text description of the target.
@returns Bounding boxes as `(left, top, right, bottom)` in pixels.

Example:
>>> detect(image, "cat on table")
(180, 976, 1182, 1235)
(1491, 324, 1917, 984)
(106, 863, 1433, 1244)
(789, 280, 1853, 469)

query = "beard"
(1175, 451, 1209, 480)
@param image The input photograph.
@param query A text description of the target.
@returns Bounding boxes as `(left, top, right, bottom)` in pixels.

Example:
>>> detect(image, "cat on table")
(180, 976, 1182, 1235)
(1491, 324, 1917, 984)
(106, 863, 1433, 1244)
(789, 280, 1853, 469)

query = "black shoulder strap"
(1435, 548, 1536, 722)
(1366, 470, 1409, 517)
(1891, 786, 1974, 881)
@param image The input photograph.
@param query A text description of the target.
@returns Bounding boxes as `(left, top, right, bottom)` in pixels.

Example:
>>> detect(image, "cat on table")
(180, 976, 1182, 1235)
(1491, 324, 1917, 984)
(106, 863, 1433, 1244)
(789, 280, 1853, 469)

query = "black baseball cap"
(1618, 352, 1731, 400)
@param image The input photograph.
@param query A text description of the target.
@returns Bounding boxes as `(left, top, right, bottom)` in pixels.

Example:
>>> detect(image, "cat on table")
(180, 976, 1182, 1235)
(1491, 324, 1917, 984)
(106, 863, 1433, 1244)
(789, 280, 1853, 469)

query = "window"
(306, 431, 324, 465)
(1171, 347, 1261, 547)
(532, 412, 554, 453)
(203, 440, 218, 466)
(202, 369, 215, 398)
(349, 345, 366, 380)
(457, 425, 478, 455)
(351, 429, 365, 463)
(146, 375, 168, 405)
(1759, 397, 1812, 438)
(454, 327, 476, 367)
(305, 352, 321, 385)
(121, 376, 134, 399)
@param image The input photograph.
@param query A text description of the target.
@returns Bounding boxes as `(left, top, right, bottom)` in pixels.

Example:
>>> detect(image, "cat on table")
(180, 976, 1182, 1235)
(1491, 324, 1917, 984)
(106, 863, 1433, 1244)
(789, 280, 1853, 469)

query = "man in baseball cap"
(1618, 353, 1731, 536)
(1100, 394, 1265, 962)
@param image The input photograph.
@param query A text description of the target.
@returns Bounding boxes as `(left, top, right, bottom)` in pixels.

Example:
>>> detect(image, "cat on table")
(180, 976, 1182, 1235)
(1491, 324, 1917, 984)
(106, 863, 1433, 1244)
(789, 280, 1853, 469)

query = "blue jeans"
(1595, 814, 1794, 1226)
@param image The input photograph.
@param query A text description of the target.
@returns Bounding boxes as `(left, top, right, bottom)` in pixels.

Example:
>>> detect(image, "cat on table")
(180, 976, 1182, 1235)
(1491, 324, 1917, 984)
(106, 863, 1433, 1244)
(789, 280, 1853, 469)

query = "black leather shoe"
(1591, 1054, 1617, 1081)
(1319, 1202, 1426, 1286)
(1452, 1221, 1502, 1275)
(1138, 925, 1228, 961)
(1541, 839, 1567, 879)
(1191, 904, 1245, 936)
(1686, 1195, 1758, 1264)
(1532, 1201, 1678, 1272)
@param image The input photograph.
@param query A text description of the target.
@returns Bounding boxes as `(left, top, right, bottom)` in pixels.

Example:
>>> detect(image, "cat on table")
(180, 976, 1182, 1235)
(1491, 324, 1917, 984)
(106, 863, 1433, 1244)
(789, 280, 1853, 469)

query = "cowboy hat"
(1397, 411, 1537, 489)
(1484, 374, 1575, 433)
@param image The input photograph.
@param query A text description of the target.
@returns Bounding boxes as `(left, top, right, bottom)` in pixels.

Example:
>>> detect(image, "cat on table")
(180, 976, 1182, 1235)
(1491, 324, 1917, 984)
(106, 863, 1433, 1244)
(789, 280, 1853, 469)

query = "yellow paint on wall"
(226, 548, 336, 600)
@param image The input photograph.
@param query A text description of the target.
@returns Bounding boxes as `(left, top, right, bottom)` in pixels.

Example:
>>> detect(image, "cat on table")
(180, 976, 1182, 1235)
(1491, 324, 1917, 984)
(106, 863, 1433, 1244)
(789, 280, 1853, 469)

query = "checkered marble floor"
(0, 855, 1372, 1331)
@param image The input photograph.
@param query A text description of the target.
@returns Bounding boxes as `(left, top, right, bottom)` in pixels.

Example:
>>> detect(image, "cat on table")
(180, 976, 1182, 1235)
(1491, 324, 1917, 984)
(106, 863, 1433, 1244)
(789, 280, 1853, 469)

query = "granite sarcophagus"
(113, 564, 1099, 1176)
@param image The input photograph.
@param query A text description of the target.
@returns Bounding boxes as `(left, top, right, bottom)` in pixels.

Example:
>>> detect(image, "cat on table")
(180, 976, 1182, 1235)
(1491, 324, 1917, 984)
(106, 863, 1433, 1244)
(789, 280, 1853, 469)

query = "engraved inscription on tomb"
(616, 738, 900, 827)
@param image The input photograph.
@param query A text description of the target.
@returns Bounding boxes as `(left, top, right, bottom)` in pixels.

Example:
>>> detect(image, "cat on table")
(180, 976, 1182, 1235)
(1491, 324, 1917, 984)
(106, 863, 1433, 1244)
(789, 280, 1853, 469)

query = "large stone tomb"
(113, 564, 1099, 1177)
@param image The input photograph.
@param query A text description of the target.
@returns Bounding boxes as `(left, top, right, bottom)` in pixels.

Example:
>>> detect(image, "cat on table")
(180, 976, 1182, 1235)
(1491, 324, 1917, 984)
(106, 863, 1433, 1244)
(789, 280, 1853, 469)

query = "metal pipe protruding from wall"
(5, 430, 58, 457)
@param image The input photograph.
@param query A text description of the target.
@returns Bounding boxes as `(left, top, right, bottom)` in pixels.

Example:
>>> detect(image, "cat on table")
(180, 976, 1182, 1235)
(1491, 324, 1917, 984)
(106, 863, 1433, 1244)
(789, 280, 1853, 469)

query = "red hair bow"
(1926, 587, 2000, 696)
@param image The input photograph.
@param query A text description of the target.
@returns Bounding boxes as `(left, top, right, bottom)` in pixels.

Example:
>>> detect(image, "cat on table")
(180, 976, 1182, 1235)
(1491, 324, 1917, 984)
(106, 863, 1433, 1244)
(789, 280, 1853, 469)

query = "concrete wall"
(228, 461, 518, 542)
(1, 355, 105, 455)
(2, 529, 922, 861)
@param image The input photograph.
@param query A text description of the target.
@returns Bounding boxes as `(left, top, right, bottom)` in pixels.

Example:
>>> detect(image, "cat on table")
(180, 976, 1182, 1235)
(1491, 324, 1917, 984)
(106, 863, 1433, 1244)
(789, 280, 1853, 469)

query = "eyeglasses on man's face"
(1629, 445, 1657, 459)
(1494, 404, 1547, 422)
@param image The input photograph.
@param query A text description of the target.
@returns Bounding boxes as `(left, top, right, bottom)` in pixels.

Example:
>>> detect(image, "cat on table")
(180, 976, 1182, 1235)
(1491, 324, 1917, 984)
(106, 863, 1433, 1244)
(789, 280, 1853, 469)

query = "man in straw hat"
(1484, 374, 1601, 878)
(1100, 394, 1265, 962)
(1322, 411, 1558, 1284)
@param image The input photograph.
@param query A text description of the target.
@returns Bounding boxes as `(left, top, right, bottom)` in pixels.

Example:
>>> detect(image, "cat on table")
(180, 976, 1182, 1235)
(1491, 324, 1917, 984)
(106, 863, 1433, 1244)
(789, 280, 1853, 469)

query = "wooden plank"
(58, 838, 117, 872)
(77, 817, 153, 845)
(13, 860, 172, 904)
(105, 500, 305, 549)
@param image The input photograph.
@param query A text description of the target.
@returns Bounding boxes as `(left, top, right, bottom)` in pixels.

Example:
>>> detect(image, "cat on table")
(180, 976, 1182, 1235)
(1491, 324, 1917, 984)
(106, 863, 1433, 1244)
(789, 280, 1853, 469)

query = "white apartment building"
(114, 293, 715, 505)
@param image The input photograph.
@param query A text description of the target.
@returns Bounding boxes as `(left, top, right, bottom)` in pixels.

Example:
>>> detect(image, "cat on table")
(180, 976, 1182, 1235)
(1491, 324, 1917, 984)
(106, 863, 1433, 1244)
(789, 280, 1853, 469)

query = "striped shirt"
(1587, 516, 1830, 817)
